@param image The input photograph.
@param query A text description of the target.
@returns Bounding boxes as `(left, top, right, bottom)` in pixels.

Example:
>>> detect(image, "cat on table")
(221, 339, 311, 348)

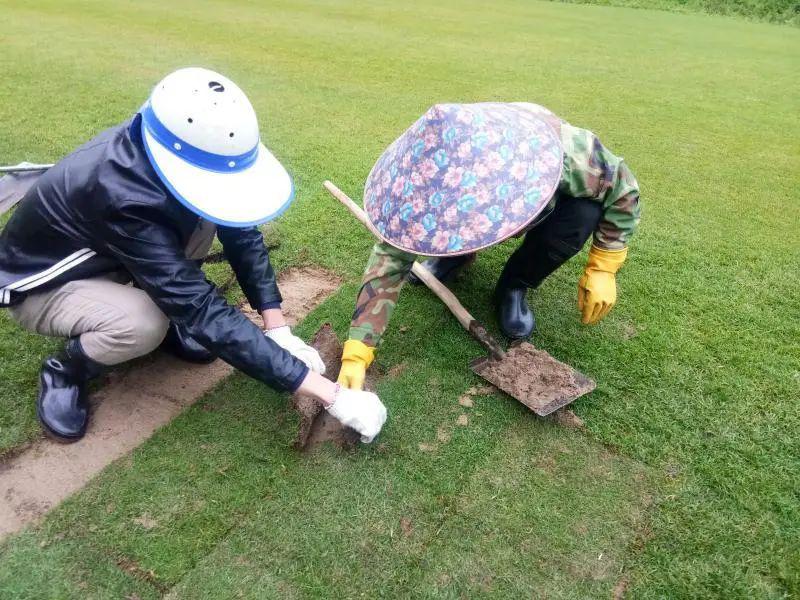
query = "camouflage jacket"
(349, 108, 640, 347)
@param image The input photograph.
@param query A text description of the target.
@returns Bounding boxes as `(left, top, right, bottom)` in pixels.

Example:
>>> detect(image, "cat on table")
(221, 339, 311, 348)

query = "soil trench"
(291, 324, 378, 451)
(0, 267, 341, 541)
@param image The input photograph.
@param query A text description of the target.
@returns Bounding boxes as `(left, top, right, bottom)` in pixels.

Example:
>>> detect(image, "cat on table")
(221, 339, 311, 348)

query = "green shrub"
(553, 0, 799, 25)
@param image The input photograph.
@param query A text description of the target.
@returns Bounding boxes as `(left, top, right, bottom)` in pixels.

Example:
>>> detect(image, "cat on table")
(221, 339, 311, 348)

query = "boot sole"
(36, 409, 87, 443)
(40, 423, 85, 444)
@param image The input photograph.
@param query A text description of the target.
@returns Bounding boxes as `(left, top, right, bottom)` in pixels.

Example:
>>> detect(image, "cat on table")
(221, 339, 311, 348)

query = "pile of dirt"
(471, 342, 595, 416)
(457, 384, 495, 407)
(291, 324, 362, 450)
(549, 408, 585, 429)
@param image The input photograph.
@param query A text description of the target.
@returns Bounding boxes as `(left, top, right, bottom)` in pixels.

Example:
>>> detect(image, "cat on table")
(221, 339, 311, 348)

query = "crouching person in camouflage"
(338, 102, 641, 390)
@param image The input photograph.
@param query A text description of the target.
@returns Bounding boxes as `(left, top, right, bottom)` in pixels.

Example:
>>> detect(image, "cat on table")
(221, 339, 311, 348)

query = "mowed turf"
(0, 0, 798, 598)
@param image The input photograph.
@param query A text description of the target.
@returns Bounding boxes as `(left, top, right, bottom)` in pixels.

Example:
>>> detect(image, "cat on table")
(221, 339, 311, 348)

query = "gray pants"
(9, 220, 216, 366)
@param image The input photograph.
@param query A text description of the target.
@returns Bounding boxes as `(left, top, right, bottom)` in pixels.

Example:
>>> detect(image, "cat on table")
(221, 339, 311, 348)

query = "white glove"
(326, 386, 388, 443)
(264, 326, 326, 374)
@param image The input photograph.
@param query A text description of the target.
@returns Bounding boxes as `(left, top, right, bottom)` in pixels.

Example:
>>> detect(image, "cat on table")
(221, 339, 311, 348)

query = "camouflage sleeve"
(559, 124, 641, 250)
(348, 241, 417, 347)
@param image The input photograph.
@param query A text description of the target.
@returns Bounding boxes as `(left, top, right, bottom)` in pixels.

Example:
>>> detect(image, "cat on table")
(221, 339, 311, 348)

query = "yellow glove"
(578, 245, 628, 325)
(337, 339, 375, 390)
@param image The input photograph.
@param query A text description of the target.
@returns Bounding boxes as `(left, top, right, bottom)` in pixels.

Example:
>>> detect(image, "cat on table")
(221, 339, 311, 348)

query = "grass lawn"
(1, 0, 798, 597)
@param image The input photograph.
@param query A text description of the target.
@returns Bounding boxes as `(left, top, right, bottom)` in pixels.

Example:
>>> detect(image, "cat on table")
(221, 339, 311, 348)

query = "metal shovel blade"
(470, 341, 596, 416)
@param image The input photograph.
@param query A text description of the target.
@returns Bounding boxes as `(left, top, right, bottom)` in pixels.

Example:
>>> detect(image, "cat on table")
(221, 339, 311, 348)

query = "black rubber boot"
(494, 280, 536, 340)
(161, 322, 216, 364)
(490, 195, 604, 339)
(37, 338, 104, 443)
(407, 254, 476, 285)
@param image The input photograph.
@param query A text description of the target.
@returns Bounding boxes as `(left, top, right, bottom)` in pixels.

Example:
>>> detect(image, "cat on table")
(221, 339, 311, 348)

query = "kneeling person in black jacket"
(0, 68, 386, 444)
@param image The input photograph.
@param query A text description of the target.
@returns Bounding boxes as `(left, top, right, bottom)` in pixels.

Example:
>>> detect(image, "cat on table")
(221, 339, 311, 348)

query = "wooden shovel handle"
(323, 180, 505, 360)
(323, 180, 383, 238)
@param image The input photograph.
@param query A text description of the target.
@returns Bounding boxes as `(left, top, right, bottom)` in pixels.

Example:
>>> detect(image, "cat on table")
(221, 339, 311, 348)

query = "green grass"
(0, 0, 798, 598)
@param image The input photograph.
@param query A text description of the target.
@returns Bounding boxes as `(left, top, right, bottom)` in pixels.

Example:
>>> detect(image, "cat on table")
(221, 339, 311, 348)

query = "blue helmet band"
(140, 103, 259, 173)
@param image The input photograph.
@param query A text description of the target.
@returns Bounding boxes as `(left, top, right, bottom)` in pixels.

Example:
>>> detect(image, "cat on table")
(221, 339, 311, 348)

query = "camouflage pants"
(498, 194, 603, 288)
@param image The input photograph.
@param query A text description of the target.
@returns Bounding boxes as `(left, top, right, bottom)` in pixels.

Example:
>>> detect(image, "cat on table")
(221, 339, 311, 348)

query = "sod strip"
(0, 267, 341, 541)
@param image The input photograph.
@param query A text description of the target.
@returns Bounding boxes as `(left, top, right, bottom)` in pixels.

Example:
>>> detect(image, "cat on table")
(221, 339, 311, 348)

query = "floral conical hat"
(364, 102, 563, 256)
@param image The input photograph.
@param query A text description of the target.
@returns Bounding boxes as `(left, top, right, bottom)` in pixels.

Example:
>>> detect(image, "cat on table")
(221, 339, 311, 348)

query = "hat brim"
(142, 126, 293, 227)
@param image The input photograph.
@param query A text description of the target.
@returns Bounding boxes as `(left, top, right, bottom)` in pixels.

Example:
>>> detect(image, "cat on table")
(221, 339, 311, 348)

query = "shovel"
(0, 163, 54, 174)
(323, 180, 595, 416)
(0, 163, 54, 216)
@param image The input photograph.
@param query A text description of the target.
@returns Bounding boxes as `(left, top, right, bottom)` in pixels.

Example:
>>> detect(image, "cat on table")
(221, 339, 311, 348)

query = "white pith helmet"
(140, 67, 293, 227)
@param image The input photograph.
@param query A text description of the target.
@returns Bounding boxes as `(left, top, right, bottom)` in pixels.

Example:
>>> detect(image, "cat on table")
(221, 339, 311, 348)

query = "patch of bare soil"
(548, 408, 585, 429)
(457, 384, 495, 407)
(303, 410, 361, 450)
(612, 575, 630, 599)
(0, 267, 341, 541)
(471, 342, 595, 416)
(271, 267, 342, 327)
(620, 322, 638, 340)
(399, 516, 413, 538)
(116, 556, 167, 594)
(132, 513, 158, 530)
(387, 362, 408, 379)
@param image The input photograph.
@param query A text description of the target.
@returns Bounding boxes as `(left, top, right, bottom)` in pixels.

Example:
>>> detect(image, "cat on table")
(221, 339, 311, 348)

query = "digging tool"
(323, 180, 596, 416)
(0, 163, 53, 216)
(0, 163, 54, 174)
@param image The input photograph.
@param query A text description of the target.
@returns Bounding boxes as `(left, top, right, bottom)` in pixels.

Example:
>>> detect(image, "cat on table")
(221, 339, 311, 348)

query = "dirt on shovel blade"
(292, 324, 361, 450)
(470, 341, 595, 416)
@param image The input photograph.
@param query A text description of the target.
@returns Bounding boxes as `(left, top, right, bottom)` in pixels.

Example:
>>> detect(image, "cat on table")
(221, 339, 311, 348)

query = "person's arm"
(339, 241, 416, 389)
(559, 125, 641, 249)
(216, 225, 282, 313)
(98, 200, 308, 391)
(593, 162, 640, 252)
(559, 125, 641, 324)
(216, 224, 325, 373)
(349, 241, 417, 345)
(94, 200, 386, 441)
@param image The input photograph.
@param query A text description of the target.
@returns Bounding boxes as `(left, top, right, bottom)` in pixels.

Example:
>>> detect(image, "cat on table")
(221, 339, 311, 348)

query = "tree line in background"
(555, 0, 799, 25)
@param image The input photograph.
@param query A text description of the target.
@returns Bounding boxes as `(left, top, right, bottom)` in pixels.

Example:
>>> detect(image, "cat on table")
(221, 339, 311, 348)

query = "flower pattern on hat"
(365, 103, 563, 256)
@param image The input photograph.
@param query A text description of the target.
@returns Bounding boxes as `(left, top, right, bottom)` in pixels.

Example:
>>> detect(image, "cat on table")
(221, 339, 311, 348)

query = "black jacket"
(0, 116, 309, 391)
